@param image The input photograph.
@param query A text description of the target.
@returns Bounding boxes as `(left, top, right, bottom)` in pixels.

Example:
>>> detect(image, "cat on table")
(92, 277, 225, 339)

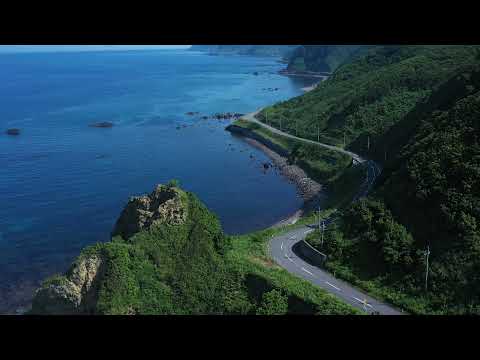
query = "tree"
(256, 289, 288, 315)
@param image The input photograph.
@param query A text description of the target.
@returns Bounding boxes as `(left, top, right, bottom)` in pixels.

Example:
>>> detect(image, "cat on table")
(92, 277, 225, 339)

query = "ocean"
(0, 49, 315, 313)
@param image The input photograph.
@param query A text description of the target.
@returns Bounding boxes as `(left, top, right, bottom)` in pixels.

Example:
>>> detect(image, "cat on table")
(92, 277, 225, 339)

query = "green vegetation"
(232, 118, 354, 187)
(32, 185, 360, 315)
(301, 47, 480, 314)
(287, 45, 368, 73)
(226, 226, 362, 315)
(261, 45, 480, 158)
(32, 45, 480, 315)
(256, 289, 288, 315)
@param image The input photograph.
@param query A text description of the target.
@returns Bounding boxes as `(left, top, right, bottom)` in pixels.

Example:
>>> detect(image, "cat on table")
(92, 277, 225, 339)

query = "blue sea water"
(0, 49, 314, 312)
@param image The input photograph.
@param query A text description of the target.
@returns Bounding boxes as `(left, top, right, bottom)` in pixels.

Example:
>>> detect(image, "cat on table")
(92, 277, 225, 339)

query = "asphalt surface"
(241, 110, 405, 315)
(242, 110, 365, 164)
(269, 226, 404, 315)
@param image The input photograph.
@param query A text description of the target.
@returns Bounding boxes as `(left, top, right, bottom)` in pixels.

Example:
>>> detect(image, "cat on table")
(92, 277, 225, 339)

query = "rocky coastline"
(226, 124, 324, 226)
(278, 69, 331, 79)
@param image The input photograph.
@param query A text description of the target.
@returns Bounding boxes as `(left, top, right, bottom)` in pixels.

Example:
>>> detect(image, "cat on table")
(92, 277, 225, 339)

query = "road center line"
(353, 296, 370, 306)
(325, 281, 341, 291)
(301, 267, 313, 276)
(281, 242, 283, 250)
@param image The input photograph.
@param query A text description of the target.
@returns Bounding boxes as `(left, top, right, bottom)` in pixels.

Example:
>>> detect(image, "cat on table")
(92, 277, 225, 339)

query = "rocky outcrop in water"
(211, 112, 244, 120)
(112, 184, 187, 240)
(31, 254, 104, 314)
(89, 122, 114, 128)
(5, 128, 20, 136)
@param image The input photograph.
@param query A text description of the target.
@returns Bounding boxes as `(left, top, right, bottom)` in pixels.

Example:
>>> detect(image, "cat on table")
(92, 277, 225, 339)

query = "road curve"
(240, 109, 404, 315)
(242, 110, 365, 164)
(269, 226, 403, 315)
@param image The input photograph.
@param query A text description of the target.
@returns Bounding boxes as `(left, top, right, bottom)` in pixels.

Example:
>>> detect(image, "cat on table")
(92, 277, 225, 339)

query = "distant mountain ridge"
(190, 45, 373, 73)
(286, 45, 372, 73)
(189, 45, 298, 59)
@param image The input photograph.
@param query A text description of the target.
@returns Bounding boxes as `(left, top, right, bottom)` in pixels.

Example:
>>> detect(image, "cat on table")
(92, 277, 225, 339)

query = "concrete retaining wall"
(294, 239, 327, 267)
(225, 125, 290, 158)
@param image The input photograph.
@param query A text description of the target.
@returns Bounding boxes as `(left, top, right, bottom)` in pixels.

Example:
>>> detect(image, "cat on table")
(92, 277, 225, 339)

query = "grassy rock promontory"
(31, 182, 360, 315)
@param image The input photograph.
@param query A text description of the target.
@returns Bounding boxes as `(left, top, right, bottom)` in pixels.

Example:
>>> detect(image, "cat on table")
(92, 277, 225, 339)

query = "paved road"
(240, 110, 404, 315)
(242, 110, 364, 164)
(269, 226, 403, 315)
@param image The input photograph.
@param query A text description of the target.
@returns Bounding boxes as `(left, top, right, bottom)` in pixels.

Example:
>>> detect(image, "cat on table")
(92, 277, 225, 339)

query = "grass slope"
(303, 50, 480, 314)
(32, 185, 360, 315)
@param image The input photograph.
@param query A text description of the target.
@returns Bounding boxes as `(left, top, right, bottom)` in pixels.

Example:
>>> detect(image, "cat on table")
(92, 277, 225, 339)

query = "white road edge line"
(304, 229, 313, 235)
(325, 281, 341, 291)
(289, 236, 296, 240)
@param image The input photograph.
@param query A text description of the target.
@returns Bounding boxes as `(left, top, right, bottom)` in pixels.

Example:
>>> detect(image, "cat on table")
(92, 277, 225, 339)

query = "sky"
(0, 45, 192, 53)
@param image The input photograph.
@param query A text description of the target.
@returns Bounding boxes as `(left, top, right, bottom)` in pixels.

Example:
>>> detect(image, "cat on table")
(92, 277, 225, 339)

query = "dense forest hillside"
(189, 45, 297, 59)
(286, 45, 368, 73)
(31, 182, 358, 315)
(295, 46, 480, 314)
(260, 46, 480, 152)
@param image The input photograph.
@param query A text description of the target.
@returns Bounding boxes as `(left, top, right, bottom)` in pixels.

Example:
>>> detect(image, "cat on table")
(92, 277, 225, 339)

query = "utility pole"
(344, 129, 346, 147)
(265, 111, 268, 126)
(367, 135, 370, 151)
(424, 245, 431, 292)
(384, 148, 387, 161)
(318, 206, 321, 232)
(317, 114, 321, 143)
(296, 119, 298, 136)
(321, 221, 325, 248)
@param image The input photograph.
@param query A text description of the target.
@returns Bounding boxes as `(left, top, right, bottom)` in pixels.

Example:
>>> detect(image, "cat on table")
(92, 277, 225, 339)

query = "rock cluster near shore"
(88, 121, 114, 128)
(226, 124, 324, 219)
(5, 128, 20, 136)
(252, 139, 322, 204)
(184, 111, 244, 121)
(32, 254, 105, 314)
(211, 112, 244, 120)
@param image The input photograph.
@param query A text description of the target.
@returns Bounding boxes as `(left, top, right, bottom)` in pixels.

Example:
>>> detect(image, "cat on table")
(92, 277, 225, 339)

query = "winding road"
(242, 110, 364, 164)
(240, 109, 404, 315)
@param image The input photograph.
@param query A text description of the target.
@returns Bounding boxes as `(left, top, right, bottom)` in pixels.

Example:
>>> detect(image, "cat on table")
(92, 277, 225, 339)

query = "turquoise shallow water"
(0, 49, 315, 312)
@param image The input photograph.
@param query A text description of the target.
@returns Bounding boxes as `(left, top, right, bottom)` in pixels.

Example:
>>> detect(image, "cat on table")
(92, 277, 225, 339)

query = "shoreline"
(227, 126, 325, 228)
(278, 69, 331, 79)
(301, 82, 321, 92)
